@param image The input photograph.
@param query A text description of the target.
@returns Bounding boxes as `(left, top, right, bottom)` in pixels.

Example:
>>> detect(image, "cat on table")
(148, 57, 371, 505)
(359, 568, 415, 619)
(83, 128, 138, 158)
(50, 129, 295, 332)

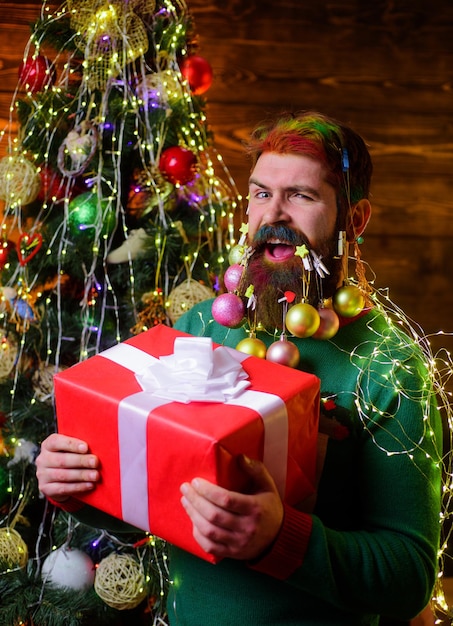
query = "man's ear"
(346, 199, 371, 242)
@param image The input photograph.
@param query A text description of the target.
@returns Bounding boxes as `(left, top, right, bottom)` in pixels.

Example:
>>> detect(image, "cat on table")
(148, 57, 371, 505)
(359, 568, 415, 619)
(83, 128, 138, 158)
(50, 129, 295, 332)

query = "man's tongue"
(265, 243, 295, 261)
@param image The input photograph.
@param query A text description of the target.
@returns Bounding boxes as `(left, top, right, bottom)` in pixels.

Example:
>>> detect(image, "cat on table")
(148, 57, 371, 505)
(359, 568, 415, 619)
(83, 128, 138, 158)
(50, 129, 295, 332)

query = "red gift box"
(54, 324, 320, 563)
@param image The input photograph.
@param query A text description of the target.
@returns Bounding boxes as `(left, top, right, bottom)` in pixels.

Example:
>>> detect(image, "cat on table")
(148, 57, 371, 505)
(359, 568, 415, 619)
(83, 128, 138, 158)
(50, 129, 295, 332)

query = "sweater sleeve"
(248, 504, 313, 579)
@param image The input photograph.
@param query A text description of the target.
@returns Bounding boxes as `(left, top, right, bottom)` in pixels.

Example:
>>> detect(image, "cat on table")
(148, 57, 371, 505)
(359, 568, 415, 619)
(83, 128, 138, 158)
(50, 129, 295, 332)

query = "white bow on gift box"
(135, 337, 251, 403)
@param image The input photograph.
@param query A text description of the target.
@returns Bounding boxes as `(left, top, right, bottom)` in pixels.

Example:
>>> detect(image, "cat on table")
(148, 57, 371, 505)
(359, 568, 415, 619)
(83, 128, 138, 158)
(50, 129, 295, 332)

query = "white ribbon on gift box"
(99, 336, 288, 532)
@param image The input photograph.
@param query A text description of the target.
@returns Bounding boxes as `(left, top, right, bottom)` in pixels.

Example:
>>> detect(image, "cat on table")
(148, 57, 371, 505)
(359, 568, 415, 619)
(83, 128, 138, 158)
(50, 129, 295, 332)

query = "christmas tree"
(0, 0, 240, 623)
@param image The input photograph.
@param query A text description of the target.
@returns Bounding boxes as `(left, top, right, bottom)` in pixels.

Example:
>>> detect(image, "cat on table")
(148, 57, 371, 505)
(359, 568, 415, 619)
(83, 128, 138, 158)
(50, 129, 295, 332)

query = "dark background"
(1, 0, 452, 349)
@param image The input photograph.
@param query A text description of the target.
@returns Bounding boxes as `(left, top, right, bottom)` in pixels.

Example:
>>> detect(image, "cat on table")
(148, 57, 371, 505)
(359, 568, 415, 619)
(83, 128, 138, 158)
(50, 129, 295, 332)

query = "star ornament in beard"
(239, 225, 342, 332)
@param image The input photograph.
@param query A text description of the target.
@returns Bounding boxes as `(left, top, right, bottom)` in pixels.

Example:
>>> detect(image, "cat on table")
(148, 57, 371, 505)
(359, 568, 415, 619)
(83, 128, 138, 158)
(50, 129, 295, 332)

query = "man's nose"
(262, 196, 291, 225)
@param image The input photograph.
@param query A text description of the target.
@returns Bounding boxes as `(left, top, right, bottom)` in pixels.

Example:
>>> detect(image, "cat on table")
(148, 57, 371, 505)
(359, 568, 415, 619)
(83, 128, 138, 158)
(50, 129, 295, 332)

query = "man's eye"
(255, 191, 270, 199)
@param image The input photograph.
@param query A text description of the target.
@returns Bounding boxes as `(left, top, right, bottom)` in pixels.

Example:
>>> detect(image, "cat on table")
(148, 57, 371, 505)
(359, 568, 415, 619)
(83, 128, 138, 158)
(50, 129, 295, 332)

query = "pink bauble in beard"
(212, 292, 245, 328)
(223, 263, 244, 292)
(312, 306, 340, 340)
(266, 338, 300, 368)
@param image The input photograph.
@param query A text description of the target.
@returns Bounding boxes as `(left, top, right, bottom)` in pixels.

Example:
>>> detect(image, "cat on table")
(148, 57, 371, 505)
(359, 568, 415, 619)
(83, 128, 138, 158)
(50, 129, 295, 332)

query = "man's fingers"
(50, 466, 99, 483)
(42, 433, 89, 454)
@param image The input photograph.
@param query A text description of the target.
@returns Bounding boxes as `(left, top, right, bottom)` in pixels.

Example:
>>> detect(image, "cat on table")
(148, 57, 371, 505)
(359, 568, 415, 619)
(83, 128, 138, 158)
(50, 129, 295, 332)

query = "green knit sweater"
(165, 299, 443, 626)
(70, 300, 443, 625)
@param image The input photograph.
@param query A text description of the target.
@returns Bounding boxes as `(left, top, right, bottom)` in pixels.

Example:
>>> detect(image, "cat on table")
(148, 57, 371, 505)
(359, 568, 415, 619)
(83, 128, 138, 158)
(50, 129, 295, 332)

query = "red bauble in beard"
(239, 225, 342, 331)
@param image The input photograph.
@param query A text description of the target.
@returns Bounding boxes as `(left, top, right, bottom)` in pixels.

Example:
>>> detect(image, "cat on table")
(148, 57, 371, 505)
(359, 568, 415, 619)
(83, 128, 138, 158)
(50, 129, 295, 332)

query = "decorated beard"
(239, 224, 343, 331)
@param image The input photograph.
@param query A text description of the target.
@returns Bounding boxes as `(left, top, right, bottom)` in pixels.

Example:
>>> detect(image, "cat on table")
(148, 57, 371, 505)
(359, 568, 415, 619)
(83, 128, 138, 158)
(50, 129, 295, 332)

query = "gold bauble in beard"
(236, 336, 267, 359)
(333, 285, 365, 318)
(228, 244, 246, 265)
(285, 302, 320, 338)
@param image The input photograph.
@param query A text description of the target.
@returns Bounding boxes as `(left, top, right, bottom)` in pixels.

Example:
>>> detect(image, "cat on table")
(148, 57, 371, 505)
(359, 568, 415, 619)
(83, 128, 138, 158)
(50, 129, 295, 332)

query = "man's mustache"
(252, 224, 308, 248)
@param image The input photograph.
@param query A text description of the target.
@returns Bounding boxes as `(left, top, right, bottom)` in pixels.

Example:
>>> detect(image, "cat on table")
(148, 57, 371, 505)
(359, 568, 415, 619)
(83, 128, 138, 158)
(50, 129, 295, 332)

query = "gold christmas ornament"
(126, 169, 174, 219)
(285, 302, 320, 338)
(236, 336, 267, 359)
(333, 284, 365, 318)
(94, 553, 147, 610)
(0, 156, 41, 206)
(228, 244, 246, 266)
(312, 306, 340, 340)
(0, 527, 28, 569)
(167, 279, 215, 323)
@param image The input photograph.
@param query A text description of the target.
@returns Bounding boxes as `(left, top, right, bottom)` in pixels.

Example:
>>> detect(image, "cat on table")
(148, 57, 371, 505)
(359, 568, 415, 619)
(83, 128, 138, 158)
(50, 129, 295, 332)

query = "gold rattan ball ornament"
(0, 527, 28, 569)
(167, 279, 214, 323)
(94, 553, 147, 610)
(33, 363, 66, 402)
(0, 331, 18, 380)
(68, 0, 149, 90)
(0, 156, 41, 206)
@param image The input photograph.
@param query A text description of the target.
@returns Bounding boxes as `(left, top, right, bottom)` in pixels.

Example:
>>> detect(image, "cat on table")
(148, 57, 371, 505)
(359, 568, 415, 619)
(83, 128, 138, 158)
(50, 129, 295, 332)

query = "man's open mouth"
(263, 239, 296, 262)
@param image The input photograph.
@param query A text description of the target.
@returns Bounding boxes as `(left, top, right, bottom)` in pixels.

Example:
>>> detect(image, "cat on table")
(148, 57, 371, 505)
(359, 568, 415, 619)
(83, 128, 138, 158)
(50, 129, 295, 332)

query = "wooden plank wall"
(0, 0, 452, 356)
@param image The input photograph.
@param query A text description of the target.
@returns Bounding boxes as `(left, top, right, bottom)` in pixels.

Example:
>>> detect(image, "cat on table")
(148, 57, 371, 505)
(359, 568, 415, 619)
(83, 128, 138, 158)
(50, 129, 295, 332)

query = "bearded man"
(36, 112, 443, 626)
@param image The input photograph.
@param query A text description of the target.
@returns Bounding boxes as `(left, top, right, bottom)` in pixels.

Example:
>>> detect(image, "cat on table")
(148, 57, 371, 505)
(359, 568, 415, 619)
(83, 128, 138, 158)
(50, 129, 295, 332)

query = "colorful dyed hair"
(245, 111, 373, 209)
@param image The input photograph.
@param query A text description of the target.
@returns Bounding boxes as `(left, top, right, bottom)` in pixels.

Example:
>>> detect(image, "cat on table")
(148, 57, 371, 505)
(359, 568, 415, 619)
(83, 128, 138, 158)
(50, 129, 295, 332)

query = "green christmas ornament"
(68, 192, 117, 240)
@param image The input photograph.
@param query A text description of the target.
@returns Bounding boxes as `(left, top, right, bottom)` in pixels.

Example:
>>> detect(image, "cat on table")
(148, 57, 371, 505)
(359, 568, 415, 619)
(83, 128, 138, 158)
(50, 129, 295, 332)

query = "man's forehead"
(249, 152, 333, 189)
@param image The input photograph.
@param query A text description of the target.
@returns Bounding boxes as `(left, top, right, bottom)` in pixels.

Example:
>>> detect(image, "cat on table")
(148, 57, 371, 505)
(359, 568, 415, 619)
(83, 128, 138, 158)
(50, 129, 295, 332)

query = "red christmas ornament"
(180, 55, 213, 95)
(37, 166, 65, 202)
(18, 55, 55, 93)
(0, 240, 15, 270)
(159, 146, 197, 185)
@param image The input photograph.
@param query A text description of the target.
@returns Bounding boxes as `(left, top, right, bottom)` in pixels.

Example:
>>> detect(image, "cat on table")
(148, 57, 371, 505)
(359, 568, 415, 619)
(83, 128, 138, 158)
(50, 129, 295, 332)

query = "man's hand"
(180, 454, 284, 561)
(36, 433, 100, 502)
